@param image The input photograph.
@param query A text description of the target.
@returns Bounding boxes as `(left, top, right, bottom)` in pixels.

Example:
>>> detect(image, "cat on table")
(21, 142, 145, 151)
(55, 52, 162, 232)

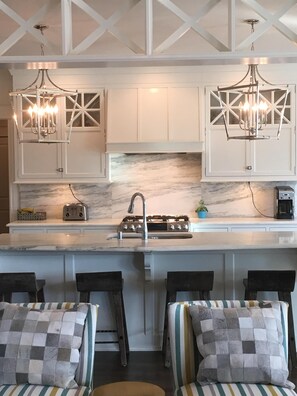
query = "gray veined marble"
(18, 154, 297, 220)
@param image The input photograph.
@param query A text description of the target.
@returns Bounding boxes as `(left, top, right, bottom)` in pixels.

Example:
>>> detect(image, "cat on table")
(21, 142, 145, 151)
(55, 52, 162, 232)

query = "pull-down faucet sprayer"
(127, 192, 148, 240)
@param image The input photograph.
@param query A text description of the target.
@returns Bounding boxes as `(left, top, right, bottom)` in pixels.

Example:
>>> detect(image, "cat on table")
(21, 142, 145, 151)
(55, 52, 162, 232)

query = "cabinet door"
(191, 225, 229, 232)
(107, 88, 138, 143)
(9, 227, 47, 234)
(168, 87, 200, 141)
(206, 128, 250, 178)
(230, 226, 267, 232)
(15, 142, 62, 181)
(139, 87, 168, 141)
(62, 91, 108, 181)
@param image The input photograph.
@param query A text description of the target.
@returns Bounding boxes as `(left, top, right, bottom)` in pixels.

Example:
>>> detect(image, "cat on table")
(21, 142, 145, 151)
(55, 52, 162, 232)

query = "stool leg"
(279, 291, 297, 369)
(79, 291, 91, 303)
(3, 293, 12, 303)
(120, 290, 130, 355)
(36, 288, 45, 302)
(162, 291, 170, 356)
(28, 292, 38, 303)
(112, 290, 128, 366)
(163, 290, 177, 368)
(244, 290, 257, 300)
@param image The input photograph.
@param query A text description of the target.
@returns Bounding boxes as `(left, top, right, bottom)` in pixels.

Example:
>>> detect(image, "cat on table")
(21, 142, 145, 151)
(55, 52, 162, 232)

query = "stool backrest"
(246, 270, 296, 292)
(76, 271, 123, 292)
(166, 271, 214, 292)
(0, 272, 38, 292)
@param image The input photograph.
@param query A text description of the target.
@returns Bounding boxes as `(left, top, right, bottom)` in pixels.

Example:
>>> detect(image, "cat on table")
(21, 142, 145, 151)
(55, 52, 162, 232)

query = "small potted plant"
(195, 199, 208, 219)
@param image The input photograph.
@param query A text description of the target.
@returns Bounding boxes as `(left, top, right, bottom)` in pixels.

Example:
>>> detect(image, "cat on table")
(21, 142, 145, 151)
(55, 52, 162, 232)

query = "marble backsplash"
(18, 153, 296, 220)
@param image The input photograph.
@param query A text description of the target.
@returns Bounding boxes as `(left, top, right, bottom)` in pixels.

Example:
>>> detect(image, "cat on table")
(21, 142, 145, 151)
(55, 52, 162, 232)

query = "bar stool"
(76, 271, 129, 366)
(0, 272, 45, 302)
(162, 270, 214, 367)
(92, 381, 165, 396)
(243, 270, 297, 369)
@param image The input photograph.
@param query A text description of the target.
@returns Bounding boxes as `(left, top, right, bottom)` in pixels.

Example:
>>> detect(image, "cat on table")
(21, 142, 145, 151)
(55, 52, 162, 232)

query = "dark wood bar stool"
(76, 271, 129, 366)
(162, 270, 214, 367)
(243, 270, 297, 369)
(0, 272, 45, 302)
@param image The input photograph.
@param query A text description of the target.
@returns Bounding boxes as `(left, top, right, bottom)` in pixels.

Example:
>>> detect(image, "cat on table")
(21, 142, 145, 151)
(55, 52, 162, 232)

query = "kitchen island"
(0, 231, 297, 351)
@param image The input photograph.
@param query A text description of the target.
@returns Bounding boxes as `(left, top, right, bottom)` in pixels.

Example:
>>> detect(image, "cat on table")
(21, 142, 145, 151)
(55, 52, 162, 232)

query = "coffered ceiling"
(1, 0, 297, 68)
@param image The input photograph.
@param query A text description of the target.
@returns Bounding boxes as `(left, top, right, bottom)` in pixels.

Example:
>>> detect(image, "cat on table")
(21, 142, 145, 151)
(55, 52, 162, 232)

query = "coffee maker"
(275, 186, 294, 219)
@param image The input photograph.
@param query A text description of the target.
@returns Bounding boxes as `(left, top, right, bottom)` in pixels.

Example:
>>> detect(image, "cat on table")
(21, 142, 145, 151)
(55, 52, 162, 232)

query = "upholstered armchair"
(168, 300, 297, 396)
(0, 302, 98, 396)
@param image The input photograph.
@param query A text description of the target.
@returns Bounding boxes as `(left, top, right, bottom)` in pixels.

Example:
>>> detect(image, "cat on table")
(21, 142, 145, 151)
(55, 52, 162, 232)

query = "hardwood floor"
(93, 351, 297, 396)
(93, 351, 174, 395)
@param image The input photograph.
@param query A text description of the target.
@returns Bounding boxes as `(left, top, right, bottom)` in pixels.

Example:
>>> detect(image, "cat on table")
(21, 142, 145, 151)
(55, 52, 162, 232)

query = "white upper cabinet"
(203, 85, 297, 181)
(14, 90, 109, 184)
(106, 86, 203, 153)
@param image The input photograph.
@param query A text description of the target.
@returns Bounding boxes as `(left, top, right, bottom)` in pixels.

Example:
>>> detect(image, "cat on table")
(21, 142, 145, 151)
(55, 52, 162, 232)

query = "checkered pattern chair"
(168, 300, 297, 396)
(0, 302, 98, 396)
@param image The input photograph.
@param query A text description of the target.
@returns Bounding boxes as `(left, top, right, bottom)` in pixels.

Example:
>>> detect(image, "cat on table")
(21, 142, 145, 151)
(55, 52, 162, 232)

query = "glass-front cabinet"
(203, 85, 296, 181)
(14, 90, 109, 183)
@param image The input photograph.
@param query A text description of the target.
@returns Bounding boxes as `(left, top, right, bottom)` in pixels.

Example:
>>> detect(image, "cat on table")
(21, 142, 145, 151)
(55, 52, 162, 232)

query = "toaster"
(63, 203, 88, 221)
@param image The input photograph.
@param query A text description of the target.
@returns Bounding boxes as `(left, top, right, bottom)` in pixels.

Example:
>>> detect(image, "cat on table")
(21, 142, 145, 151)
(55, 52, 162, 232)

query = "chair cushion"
(0, 302, 89, 388)
(175, 382, 297, 396)
(189, 301, 294, 389)
(0, 384, 90, 396)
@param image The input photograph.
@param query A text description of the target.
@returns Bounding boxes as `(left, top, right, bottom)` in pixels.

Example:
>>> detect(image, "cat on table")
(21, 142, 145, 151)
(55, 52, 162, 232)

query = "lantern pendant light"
(9, 24, 78, 143)
(217, 19, 289, 141)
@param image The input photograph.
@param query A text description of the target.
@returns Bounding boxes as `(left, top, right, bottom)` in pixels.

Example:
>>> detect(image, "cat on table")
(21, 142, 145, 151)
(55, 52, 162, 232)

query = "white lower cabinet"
(9, 227, 46, 234)
(230, 226, 267, 232)
(191, 225, 229, 232)
(8, 225, 117, 234)
(191, 222, 297, 233)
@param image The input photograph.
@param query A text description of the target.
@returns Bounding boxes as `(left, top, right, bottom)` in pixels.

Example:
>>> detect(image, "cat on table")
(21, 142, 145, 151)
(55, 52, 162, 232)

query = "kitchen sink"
(107, 232, 193, 240)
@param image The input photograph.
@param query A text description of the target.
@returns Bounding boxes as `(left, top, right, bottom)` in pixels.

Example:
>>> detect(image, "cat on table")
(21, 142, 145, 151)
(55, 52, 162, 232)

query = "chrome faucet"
(127, 192, 148, 240)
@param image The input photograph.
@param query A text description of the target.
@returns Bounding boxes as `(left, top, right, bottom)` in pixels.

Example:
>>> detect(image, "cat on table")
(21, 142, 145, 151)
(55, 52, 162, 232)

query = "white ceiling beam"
(228, 0, 235, 51)
(61, 0, 73, 55)
(146, 0, 153, 55)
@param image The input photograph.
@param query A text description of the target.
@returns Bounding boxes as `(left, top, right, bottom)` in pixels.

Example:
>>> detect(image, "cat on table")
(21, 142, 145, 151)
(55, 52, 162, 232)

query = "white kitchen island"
(0, 231, 297, 351)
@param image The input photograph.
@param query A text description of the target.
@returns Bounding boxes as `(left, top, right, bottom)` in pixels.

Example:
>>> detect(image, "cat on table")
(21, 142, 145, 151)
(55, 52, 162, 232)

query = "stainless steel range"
(118, 215, 190, 233)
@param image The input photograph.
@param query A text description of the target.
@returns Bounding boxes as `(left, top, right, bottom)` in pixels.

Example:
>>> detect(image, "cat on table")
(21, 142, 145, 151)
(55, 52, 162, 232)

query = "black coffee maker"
(275, 186, 294, 219)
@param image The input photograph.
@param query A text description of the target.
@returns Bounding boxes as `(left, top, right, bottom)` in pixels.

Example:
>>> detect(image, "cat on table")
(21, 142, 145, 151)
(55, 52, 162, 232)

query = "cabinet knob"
(56, 168, 63, 173)
(246, 165, 252, 170)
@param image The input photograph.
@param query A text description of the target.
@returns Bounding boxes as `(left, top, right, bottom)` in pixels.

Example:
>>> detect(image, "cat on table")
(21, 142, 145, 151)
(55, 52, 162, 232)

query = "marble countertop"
(0, 230, 297, 252)
(6, 217, 297, 227)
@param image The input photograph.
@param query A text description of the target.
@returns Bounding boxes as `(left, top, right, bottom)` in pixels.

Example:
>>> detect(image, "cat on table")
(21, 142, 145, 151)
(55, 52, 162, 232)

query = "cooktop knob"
(169, 224, 175, 230)
(176, 224, 182, 230)
(122, 224, 128, 230)
(129, 224, 135, 231)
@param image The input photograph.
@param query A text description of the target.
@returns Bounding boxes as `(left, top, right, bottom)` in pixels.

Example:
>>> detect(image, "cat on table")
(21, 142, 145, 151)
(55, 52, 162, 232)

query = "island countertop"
(0, 230, 297, 252)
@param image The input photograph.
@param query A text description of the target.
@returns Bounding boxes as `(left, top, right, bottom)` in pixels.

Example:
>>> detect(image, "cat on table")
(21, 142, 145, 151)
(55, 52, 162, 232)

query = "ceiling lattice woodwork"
(0, 0, 297, 68)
